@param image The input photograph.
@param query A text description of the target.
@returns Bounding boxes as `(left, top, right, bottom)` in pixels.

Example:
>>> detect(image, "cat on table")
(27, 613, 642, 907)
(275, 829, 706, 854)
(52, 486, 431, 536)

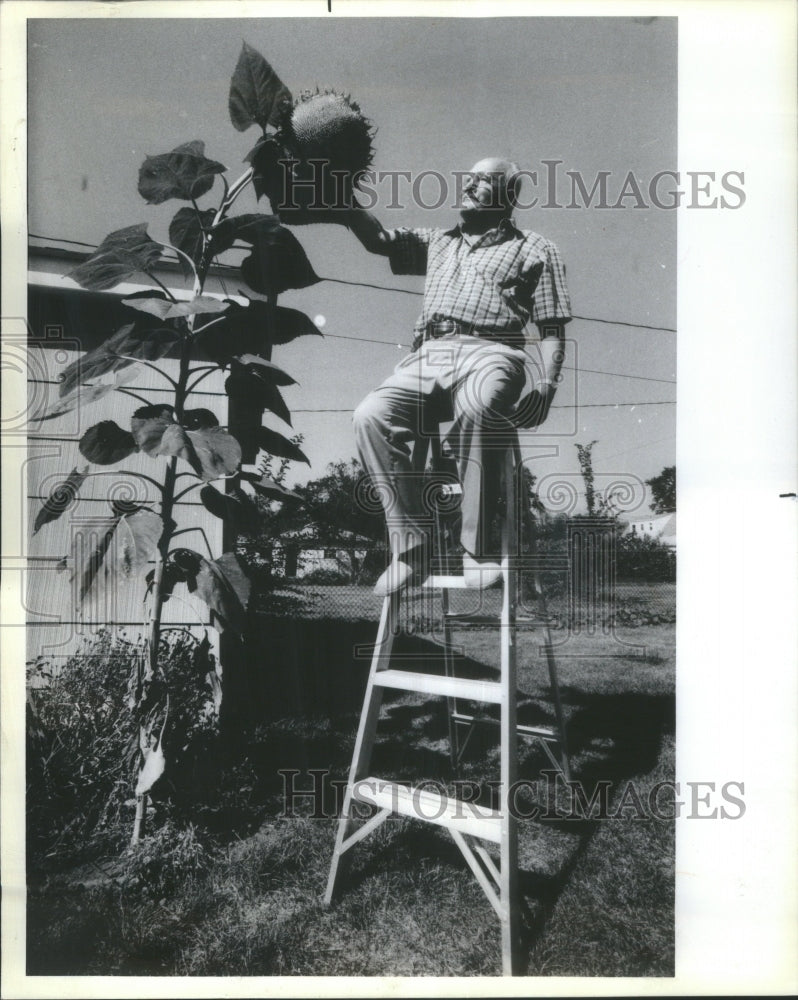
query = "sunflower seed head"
(280, 90, 375, 179)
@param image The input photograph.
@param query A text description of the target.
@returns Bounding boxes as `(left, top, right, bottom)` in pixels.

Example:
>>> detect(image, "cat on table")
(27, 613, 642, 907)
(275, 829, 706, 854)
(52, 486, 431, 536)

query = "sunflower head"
(280, 90, 376, 180)
(270, 91, 375, 224)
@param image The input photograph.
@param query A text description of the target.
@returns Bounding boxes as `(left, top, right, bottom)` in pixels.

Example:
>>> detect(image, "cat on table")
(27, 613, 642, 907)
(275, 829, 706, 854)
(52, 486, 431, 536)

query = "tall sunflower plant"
(32, 42, 375, 843)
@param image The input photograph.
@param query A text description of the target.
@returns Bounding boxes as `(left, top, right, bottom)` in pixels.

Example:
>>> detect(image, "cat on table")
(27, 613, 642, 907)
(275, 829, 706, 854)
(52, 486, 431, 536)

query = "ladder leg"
(535, 565, 572, 782)
(526, 436, 571, 783)
(431, 434, 461, 770)
(541, 623, 571, 782)
(325, 590, 399, 905)
(499, 444, 521, 975)
(441, 593, 460, 769)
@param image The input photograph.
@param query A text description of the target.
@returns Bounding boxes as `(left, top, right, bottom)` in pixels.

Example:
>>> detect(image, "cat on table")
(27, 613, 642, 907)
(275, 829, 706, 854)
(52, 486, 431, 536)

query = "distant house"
(273, 527, 374, 582)
(622, 511, 676, 549)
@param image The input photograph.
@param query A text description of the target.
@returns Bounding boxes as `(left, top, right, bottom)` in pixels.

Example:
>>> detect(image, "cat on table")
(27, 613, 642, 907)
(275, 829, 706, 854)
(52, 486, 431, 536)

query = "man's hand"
(345, 200, 392, 255)
(512, 384, 555, 428)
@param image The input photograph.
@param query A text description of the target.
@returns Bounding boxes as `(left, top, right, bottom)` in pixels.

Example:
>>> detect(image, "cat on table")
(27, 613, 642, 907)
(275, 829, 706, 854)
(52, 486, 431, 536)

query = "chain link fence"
(254, 528, 676, 631)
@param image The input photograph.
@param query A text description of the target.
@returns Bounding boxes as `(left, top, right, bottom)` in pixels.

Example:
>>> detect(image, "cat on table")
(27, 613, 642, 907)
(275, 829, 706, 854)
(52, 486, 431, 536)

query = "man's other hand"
(512, 386, 554, 428)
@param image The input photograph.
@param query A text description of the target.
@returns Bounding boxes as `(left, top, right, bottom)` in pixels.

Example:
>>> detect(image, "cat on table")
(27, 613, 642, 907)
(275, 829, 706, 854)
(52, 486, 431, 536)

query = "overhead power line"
(314, 332, 677, 385)
(292, 401, 675, 413)
(321, 276, 677, 333)
(28, 233, 678, 334)
(599, 432, 677, 463)
(564, 364, 675, 385)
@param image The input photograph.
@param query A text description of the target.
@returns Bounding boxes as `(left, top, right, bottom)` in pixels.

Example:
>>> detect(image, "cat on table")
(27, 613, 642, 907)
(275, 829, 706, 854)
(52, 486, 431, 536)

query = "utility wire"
(564, 364, 675, 385)
(29, 233, 677, 383)
(28, 376, 674, 409)
(28, 233, 678, 334)
(306, 331, 678, 385)
(292, 401, 675, 413)
(599, 432, 677, 463)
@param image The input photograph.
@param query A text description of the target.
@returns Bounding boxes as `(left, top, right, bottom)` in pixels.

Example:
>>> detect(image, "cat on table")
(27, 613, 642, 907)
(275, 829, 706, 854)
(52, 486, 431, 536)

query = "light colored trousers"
(353, 334, 526, 559)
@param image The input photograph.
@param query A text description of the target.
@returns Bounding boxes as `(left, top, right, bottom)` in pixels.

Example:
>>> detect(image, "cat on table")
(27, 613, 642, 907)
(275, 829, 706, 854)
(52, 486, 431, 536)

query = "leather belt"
(424, 317, 472, 340)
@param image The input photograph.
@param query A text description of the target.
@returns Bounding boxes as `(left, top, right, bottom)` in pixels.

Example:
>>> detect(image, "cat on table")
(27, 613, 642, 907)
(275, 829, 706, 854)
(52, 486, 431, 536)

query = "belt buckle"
(430, 318, 456, 338)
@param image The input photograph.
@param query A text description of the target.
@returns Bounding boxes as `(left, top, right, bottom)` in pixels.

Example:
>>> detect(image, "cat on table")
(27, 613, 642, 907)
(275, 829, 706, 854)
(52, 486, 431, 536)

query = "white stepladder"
(324, 424, 570, 976)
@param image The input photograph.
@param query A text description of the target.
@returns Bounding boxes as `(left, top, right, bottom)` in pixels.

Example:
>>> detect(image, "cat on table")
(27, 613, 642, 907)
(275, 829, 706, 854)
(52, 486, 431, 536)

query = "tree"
(30, 43, 375, 844)
(646, 465, 676, 514)
(273, 458, 387, 582)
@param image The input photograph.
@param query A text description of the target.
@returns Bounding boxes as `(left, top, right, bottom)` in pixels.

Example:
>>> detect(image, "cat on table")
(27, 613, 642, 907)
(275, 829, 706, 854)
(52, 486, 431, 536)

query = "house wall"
(26, 265, 228, 669)
(296, 549, 369, 578)
(623, 513, 676, 547)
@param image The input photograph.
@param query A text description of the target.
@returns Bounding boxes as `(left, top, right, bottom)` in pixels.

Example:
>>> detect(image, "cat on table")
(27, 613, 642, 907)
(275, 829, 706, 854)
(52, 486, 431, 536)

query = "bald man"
(346, 158, 572, 595)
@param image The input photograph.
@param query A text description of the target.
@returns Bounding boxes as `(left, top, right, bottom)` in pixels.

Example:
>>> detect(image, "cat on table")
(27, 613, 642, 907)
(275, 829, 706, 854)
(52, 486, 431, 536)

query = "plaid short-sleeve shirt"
(387, 219, 571, 350)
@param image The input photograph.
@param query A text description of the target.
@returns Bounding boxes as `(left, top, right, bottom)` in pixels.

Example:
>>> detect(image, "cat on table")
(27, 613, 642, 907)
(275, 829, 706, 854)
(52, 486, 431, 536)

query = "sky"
(27, 14, 677, 513)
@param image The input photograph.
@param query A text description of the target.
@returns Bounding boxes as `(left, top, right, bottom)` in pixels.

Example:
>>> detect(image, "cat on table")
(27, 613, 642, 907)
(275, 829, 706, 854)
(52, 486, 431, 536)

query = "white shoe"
(374, 550, 430, 596)
(462, 552, 503, 589)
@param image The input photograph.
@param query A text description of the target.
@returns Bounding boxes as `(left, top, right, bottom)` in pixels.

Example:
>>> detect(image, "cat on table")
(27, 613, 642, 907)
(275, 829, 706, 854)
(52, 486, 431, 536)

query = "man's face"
(460, 158, 509, 216)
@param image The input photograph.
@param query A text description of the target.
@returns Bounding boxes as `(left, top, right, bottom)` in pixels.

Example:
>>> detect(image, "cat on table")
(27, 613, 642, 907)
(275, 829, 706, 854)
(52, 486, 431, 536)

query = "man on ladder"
(327, 158, 573, 976)
(346, 157, 572, 593)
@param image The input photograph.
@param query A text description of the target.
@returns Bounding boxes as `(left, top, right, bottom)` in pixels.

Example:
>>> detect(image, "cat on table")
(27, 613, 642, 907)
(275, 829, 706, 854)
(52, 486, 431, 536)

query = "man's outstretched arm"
(344, 202, 393, 256)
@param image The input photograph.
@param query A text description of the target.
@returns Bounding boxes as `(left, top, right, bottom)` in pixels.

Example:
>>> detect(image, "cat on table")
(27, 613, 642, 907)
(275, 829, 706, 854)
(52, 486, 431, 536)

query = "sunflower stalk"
(134, 171, 253, 846)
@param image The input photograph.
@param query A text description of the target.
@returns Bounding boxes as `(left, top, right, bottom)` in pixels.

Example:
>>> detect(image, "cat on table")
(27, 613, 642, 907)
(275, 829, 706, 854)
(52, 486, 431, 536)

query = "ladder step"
(354, 777, 502, 844)
(373, 668, 502, 703)
(422, 574, 471, 589)
(452, 712, 562, 743)
(443, 613, 556, 628)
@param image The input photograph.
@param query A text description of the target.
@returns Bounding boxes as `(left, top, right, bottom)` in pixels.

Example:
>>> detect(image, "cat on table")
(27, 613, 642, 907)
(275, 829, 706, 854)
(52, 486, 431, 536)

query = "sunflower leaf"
(181, 408, 219, 431)
(228, 42, 292, 132)
(58, 324, 179, 398)
(138, 141, 226, 205)
(197, 301, 321, 364)
(257, 427, 310, 465)
(38, 367, 142, 422)
(234, 355, 296, 386)
(69, 509, 162, 605)
(199, 484, 261, 531)
(79, 421, 138, 466)
(169, 206, 216, 276)
(245, 137, 285, 203)
(66, 224, 163, 291)
(121, 295, 228, 320)
(242, 472, 301, 502)
(225, 371, 291, 426)
(32, 466, 89, 535)
(211, 212, 281, 254)
(166, 548, 251, 636)
(240, 227, 320, 295)
(186, 427, 242, 481)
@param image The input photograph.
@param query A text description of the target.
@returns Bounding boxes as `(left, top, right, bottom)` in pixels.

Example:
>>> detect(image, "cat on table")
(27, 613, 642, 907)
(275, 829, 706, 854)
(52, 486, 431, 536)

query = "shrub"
(120, 818, 215, 898)
(300, 566, 349, 585)
(27, 632, 139, 864)
(26, 629, 220, 868)
(615, 533, 676, 582)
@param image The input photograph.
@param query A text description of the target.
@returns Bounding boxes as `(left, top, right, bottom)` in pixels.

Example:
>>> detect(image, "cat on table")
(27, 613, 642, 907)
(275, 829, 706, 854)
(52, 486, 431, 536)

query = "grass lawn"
(27, 584, 675, 977)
